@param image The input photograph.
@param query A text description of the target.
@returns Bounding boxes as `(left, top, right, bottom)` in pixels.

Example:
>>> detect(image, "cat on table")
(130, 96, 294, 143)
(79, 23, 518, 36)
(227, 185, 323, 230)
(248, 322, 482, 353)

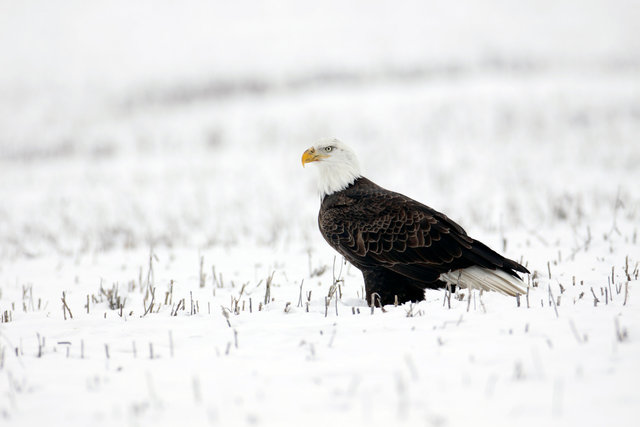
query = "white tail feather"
(439, 266, 527, 296)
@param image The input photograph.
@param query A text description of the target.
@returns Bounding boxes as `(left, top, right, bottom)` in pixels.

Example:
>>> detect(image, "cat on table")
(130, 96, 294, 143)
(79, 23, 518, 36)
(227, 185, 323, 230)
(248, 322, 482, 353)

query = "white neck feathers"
(317, 161, 361, 197)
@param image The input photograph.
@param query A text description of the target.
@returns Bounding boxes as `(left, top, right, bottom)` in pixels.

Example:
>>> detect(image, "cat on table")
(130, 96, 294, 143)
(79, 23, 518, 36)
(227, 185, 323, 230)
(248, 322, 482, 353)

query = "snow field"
(1, 219, 638, 426)
(1, 0, 640, 425)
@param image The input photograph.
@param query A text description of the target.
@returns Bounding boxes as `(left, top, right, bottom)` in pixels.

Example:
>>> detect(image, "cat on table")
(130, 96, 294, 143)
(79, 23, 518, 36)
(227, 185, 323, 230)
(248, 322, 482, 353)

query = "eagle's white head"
(302, 137, 362, 197)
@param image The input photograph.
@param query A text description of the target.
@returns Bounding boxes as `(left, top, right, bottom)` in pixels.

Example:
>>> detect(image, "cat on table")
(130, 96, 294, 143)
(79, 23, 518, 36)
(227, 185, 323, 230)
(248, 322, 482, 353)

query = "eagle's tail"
(439, 266, 527, 296)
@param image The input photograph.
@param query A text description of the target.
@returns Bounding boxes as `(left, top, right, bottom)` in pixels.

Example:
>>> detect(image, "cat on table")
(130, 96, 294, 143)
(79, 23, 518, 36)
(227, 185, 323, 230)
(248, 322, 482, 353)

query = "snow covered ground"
(1, 1, 639, 425)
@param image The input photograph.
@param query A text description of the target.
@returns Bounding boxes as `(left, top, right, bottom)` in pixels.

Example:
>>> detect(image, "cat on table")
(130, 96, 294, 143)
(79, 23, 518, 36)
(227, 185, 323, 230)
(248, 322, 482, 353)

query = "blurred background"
(1, 0, 639, 258)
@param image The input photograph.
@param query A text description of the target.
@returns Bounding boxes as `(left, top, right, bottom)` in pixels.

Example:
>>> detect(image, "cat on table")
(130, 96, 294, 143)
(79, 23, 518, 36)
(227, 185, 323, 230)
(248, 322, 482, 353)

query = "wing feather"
(319, 179, 528, 285)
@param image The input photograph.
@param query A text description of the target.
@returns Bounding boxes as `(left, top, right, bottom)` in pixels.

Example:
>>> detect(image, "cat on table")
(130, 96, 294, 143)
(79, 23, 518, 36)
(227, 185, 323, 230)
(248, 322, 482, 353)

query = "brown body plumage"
(303, 138, 529, 306)
(319, 177, 529, 305)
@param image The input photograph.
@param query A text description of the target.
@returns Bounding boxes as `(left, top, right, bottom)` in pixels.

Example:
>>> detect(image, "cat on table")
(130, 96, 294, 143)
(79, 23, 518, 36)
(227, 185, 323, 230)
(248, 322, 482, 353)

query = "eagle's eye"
(324, 146, 333, 152)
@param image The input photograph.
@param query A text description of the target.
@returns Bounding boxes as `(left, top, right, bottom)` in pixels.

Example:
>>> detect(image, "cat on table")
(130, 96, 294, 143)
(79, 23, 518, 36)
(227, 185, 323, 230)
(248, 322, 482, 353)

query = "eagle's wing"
(320, 189, 528, 285)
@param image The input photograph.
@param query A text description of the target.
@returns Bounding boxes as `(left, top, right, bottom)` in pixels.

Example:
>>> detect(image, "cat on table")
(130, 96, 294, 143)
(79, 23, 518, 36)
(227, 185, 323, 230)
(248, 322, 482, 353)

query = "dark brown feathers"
(318, 177, 529, 298)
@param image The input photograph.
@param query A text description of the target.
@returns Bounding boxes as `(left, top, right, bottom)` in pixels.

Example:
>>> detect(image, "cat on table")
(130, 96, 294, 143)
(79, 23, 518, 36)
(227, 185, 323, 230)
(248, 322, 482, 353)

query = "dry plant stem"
(444, 282, 452, 309)
(624, 255, 631, 281)
(614, 317, 628, 342)
(36, 333, 44, 358)
(297, 279, 304, 308)
(199, 256, 205, 288)
(569, 320, 583, 343)
(61, 292, 73, 319)
(143, 287, 156, 316)
(590, 287, 600, 307)
(548, 286, 559, 317)
(264, 271, 274, 305)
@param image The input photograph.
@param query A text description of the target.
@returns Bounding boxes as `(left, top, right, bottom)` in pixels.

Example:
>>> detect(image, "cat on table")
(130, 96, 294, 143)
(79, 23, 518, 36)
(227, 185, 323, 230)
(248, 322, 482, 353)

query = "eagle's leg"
(361, 267, 425, 306)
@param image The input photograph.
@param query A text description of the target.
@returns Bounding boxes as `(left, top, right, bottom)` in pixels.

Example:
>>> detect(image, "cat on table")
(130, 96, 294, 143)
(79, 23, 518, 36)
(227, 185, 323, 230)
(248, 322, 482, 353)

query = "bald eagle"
(302, 138, 529, 306)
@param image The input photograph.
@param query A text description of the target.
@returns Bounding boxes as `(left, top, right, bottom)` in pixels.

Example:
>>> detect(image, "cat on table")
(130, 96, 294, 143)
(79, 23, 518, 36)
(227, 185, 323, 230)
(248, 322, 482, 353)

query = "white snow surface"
(1, 1, 640, 426)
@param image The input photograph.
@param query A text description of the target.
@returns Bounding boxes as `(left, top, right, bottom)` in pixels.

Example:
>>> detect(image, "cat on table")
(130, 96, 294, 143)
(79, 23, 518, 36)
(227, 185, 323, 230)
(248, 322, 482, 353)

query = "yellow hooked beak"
(301, 147, 328, 167)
